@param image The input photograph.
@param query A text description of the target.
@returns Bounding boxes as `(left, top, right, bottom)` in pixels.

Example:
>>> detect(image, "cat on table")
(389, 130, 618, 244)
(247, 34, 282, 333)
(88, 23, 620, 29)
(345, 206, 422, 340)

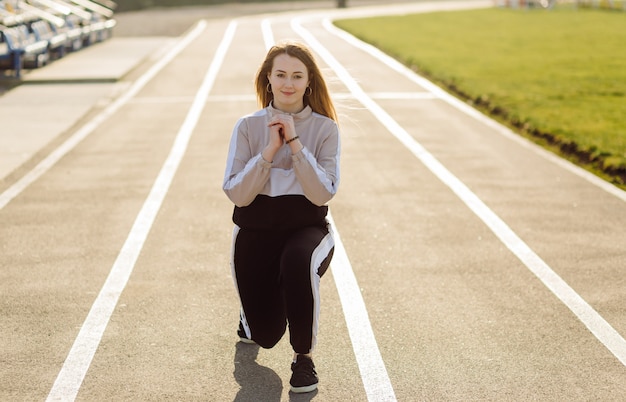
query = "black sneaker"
(237, 321, 255, 344)
(290, 355, 318, 393)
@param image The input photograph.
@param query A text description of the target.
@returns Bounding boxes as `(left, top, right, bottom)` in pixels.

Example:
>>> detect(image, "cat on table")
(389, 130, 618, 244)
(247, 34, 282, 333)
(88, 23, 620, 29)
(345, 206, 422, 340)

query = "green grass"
(334, 8, 626, 187)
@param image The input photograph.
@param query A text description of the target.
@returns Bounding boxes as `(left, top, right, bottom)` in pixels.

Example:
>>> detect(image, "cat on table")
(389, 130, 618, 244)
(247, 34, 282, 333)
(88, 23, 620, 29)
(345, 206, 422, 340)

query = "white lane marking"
(46, 21, 238, 401)
(303, 18, 626, 366)
(259, 18, 396, 400)
(128, 92, 435, 104)
(323, 20, 626, 203)
(367, 92, 437, 100)
(128, 96, 197, 104)
(326, 212, 398, 402)
(0, 22, 207, 212)
(261, 18, 274, 50)
(290, 19, 398, 402)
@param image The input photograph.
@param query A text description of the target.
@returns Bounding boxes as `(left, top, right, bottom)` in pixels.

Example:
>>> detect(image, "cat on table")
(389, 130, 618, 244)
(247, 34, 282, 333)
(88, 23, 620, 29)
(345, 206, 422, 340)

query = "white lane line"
(323, 20, 626, 204)
(128, 96, 197, 104)
(128, 92, 435, 104)
(368, 92, 437, 100)
(289, 19, 398, 402)
(260, 18, 396, 400)
(326, 212, 397, 402)
(46, 21, 238, 401)
(302, 18, 626, 366)
(0, 22, 207, 212)
(261, 18, 274, 50)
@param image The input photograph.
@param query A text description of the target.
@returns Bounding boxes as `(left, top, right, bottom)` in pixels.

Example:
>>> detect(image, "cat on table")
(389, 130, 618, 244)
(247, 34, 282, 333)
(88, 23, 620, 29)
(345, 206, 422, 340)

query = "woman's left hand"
(268, 114, 297, 143)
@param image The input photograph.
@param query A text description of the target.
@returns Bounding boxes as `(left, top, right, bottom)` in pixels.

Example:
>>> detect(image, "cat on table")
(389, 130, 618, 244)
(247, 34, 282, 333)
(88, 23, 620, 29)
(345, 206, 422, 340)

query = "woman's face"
(267, 53, 309, 114)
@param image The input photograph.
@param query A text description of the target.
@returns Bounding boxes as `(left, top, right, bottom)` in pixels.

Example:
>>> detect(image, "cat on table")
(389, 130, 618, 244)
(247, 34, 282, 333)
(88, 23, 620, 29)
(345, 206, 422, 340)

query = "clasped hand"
(268, 114, 296, 148)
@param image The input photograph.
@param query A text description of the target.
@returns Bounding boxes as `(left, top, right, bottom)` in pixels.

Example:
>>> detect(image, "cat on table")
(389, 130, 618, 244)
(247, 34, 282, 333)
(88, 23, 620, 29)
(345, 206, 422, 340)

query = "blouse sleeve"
(292, 121, 341, 206)
(222, 118, 272, 207)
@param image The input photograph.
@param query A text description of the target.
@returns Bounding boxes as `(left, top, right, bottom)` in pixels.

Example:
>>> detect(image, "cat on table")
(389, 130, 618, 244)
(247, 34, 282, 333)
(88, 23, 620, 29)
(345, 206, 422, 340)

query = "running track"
(1, 2, 625, 400)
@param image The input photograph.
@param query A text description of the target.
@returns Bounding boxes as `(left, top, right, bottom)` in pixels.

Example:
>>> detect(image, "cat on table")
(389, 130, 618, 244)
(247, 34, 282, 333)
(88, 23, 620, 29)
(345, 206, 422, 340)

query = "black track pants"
(231, 224, 334, 354)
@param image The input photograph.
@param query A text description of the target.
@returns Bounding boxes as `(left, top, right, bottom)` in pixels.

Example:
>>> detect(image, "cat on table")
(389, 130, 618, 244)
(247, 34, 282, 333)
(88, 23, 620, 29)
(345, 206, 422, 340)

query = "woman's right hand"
(262, 122, 284, 163)
(268, 121, 285, 148)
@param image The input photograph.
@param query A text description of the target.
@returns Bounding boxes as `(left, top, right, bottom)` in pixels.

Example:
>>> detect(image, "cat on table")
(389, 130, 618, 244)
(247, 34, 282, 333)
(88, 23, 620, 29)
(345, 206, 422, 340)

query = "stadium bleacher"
(0, 0, 116, 78)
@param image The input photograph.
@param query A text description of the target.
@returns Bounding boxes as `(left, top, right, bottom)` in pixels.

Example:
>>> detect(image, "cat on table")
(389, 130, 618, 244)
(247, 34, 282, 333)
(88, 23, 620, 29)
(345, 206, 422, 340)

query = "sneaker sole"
(239, 337, 256, 344)
(290, 383, 318, 393)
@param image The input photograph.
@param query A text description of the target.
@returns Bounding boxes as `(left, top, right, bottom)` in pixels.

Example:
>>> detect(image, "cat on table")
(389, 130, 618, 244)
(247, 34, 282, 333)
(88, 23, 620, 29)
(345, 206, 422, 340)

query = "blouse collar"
(268, 102, 312, 121)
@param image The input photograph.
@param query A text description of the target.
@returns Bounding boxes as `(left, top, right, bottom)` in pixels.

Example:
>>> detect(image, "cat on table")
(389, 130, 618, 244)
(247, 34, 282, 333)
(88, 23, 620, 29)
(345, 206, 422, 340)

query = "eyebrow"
(275, 69, 305, 74)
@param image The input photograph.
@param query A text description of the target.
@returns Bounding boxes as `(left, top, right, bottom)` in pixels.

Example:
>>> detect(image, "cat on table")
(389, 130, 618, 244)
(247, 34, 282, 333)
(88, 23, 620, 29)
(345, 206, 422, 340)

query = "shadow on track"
(233, 342, 319, 401)
(233, 342, 282, 401)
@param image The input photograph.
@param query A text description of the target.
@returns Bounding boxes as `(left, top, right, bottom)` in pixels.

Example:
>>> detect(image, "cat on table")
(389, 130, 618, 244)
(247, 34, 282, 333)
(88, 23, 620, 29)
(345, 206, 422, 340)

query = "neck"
(273, 100, 305, 114)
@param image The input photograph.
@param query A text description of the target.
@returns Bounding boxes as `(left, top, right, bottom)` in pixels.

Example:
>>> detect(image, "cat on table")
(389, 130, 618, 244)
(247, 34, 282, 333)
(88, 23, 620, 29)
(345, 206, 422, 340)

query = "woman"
(223, 41, 340, 393)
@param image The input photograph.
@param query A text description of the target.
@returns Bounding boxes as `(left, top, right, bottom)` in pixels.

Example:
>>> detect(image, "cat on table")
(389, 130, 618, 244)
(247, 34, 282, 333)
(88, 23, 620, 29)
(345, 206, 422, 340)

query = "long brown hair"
(255, 41, 337, 122)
